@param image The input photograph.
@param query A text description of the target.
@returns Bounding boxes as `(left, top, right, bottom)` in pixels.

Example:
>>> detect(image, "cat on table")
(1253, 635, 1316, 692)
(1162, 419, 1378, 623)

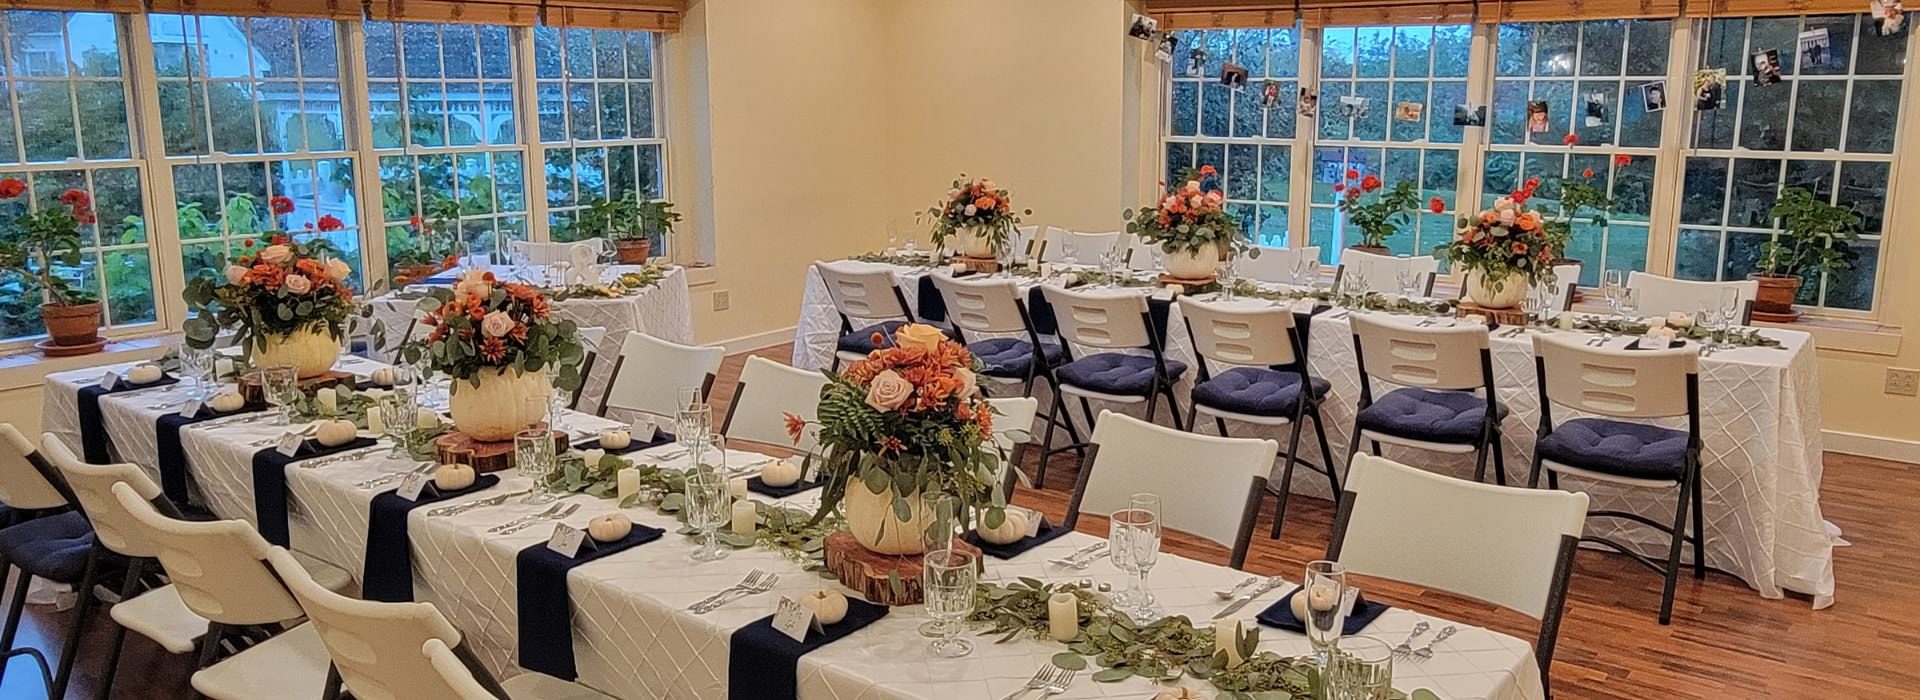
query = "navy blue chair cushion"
(1538, 418, 1690, 481)
(1356, 388, 1506, 444)
(1055, 353, 1186, 396)
(835, 320, 911, 355)
(969, 337, 1065, 378)
(1192, 368, 1331, 417)
(0, 511, 96, 583)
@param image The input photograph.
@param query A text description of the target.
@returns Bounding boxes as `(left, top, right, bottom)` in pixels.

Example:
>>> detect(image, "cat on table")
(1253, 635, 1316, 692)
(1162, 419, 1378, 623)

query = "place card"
(275, 432, 303, 457)
(1291, 299, 1318, 314)
(397, 472, 431, 501)
(98, 371, 120, 391)
(546, 523, 589, 557)
(771, 596, 822, 643)
(178, 398, 203, 418)
(1009, 505, 1043, 537)
(632, 417, 659, 443)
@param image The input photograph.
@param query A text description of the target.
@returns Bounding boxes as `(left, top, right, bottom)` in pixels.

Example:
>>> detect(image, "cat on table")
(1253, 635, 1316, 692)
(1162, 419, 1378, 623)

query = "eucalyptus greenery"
(1569, 317, 1782, 348)
(851, 251, 940, 268)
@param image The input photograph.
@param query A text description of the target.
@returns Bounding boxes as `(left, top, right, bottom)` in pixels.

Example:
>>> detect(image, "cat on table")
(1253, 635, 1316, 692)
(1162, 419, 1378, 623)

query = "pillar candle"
(731, 500, 757, 536)
(1558, 313, 1577, 331)
(1047, 592, 1078, 643)
(366, 407, 386, 435)
(616, 468, 640, 503)
(730, 476, 750, 499)
(315, 388, 338, 414)
(1214, 619, 1246, 668)
(579, 449, 607, 468)
(415, 407, 440, 430)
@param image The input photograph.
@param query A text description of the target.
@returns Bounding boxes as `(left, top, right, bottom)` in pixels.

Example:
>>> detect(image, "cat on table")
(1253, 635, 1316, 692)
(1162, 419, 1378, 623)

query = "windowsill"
(0, 331, 180, 391)
(682, 261, 718, 288)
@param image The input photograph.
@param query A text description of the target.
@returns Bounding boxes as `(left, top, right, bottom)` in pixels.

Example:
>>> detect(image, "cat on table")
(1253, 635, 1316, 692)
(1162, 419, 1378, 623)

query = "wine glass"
(678, 386, 703, 410)
(1305, 259, 1324, 293)
(1304, 560, 1356, 661)
(259, 365, 299, 426)
(923, 548, 978, 658)
(1719, 287, 1742, 330)
(180, 345, 215, 400)
(1326, 636, 1395, 700)
(676, 403, 712, 445)
(1602, 269, 1625, 318)
(1219, 257, 1239, 301)
(543, 363, 569, 433)
(1061, 238, 1079, 268)
(378, 388, 415, 458)
(1524, 286, 1553, 332)
(1396, 269, 1421, 299)
(1617, 287, 1640, 321)
(684, 468, 731, 562)
(515, 429, 558, 504)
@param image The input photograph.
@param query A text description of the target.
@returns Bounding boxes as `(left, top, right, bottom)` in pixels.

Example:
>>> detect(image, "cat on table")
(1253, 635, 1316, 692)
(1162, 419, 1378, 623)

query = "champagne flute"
(1219, 257, 1239, 301)
(1119, 495, 1162, 621)
(1719, 287, 1741, 330)
(923, 548, 978, 658)
(259, 365, 299, 426)
(1603, 269, 1625, 319)
(543, 363, 568, 433)
(1617, 287, 1640, 321)
(684, 468, 731, 562)
(514, 428, 557, 504)
(1304, 560, 1355, 661)
(1108, 509, 1140, 608)
(1396, 268, 1420, 299)
(676, 404, 713, 446)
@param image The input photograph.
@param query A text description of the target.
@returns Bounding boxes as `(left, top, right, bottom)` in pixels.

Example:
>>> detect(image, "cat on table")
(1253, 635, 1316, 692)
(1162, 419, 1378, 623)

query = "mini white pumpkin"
(759, 459, 803, 488)
(1153, 688, 1205, 700)
(370, 367, 397, 386)
(975, 510, 1029, 545)
(208, 391, 247, 413)
(315, 419, 358, 447)
(127, 364, 164, 385)
(801, 589, 849, 626)
(597, 429, 631, 450)
(433, 462, 476, 491)
(587, 513, 632, 543)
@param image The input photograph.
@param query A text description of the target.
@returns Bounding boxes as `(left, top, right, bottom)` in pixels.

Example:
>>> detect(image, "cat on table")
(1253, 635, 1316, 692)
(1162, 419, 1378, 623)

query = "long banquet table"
(794, 258, 1836, 608)
(43, 357, 1543, 699)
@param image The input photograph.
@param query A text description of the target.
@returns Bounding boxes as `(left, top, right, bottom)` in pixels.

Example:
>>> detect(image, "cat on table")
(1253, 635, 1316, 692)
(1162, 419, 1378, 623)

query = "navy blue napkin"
(573, 429, 675, 455)
(77, 374, 180, 463)
(916, 274, 947, 323)
(961, 518, 1073, 560)
(516, 524, 666, 680)
(728, 597, 889, 700)
(1255, 589, 1388, 635)
(250, 436, 379, 546)
(362, 474, 501, 602)
(154, 404, 254, 504)
(746, 476, 822, 499)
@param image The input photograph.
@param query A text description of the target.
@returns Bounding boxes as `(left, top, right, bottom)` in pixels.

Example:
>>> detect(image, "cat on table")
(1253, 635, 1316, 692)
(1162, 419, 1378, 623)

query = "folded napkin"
(961, 518, 1073, 560)
(728, 598, 890, 700)
(1255, 589, 1388, 636)
(746, 476, 822, 499)
(250, 436, 379, 547)
(573, 429, 675, 455)
(362, 474, 501, 602)
(154, 404, 254, 505)
(516, 524, 666, 679)
(77, 374, 180, 463)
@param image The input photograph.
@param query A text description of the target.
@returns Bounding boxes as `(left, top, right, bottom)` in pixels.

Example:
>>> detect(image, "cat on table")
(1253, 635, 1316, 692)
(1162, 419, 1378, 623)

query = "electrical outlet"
(1886, 368, 1919, 396)
(712, 290, 730, 311)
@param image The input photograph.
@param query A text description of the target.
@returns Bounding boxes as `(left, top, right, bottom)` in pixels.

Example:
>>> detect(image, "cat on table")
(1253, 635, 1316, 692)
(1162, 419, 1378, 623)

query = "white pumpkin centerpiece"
(252, 327, 341, 379)
(182, 237, 356, 380)
(406, 270, 585, 443)
(448, 367, 553, 442)
(1126, 165, 1246, 283)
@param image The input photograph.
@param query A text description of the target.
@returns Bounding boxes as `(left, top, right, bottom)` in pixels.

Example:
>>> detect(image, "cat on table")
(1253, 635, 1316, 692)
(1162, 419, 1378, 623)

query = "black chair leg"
(1369, 440, 1381, 456)
(1346, 423, 1364, 471)
(1527, 451, 1546, 488)
(0, 565, 27, 685)
(1691, 461, 1707, 580)
(1144, 390, 1159, 424)
(1213, 416, 1229, 437)
(1658, 477, 1693, 625)
(1036, 389, 1067, 489)
(1306, 410, 1339, 494)
(1270, 416, 1308, 540)
(1077, 397, 1099, 439)
(1547, 469, 1560, 490)
(322, 662, 343, 700)
(1472, 435, 1492, 484)
(1489, 429, 1508, 486)
(52, 544, 104, 699)
(97, 558, 148, 700)
(1163, 388, 1185, 431)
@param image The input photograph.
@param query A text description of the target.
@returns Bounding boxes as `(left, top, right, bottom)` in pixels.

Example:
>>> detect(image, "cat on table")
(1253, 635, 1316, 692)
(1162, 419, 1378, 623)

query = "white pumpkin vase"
(1463, 269, 1528, 310)
(953, 227, 998, 259)
(448, 367, 553, 442)
(1162, 242, 1223, 280)
(841, 482, 939, 556)
(252, 327, 341, 379)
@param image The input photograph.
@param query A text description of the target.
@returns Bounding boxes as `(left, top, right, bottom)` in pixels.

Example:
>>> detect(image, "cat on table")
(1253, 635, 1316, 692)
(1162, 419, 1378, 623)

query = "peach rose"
(1517, 211, 1542, 231)
(259, 245, 292, 264)
(325, 258, 352, 281)
(893, 323, 946, 353)
(865, 370, 913, 412)
(954, 367, 979, 398)
(283, 275, 312, 295)
(481, 310, 514, 337)
(224, 265, 249, 285)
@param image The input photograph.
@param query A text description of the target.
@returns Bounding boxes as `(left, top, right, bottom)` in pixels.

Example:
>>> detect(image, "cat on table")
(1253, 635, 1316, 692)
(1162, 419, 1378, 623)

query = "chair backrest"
(1337, 249, 1438, 294)
(1011, 225, 1039, 263)
(721, 356, 830, 453)
(1125, 235, 1159, 272)
(1178, 297, 1301, 368)
(1068, 412, 1276, 568)
(1038, 285, 1153, 350)
(420, 639, 496, 700)
(39, 433, 163, 557)
(266, 547, 462, 700)
(0, 424, 69, 510)
(1533, 333, 1697, 419)
(929, 274, 1028, 336)
(1235, 246, 1321, 284)
(1333, 453, 1587, 620)
(600, 331, 726, 419)
(111, 483, 307, 626)
(1040, 228, 1121, 264)
(1627, 271, 1757, 322)
(1541, 263, 1581, 311)
(985, 396, 1038, 494)
(508, 240, 595, 266)
(1349, 314, 1490, 391)
(813, 261, 911, 322)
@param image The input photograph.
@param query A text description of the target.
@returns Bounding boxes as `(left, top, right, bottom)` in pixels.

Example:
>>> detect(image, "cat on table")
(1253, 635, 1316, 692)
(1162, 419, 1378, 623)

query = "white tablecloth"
(792, 261, 1836, 608)
(42, 359, 1542, 700)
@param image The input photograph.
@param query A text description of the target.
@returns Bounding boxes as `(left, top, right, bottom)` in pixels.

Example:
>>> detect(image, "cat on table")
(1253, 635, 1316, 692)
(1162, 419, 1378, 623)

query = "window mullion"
(1290, 26, 1321, 250)
(1457, 21, 1495, 258)
(341, 21, 390, 288)
(515, 25, 550, 243)
(125, 12, 189, 332)
(1645, 18, 1697, 278)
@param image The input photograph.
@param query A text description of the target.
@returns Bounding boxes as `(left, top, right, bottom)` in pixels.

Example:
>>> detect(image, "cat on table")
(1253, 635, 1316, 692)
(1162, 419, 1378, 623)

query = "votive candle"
(616, 468, 640, 503)
(731, 500, 757, 536)
(1047, 592, 1078, 642)
(730, 476, 750, 499)
(1214, 619, 1246, 668)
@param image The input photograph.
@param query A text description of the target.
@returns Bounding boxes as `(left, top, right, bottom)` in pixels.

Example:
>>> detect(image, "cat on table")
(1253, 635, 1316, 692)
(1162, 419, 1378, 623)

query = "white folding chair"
(0, 424, 79, 693)
(1329, 453, 1587, 687)
(928, 274, 1061, 393)
(422, 638, 611, 700)
(1336, 248, 1439, 295)
(1540, 262, 1582, 312)
(813, 260, 920, 369)
(985, 396, 1039, 497)
(1234, 245, 1321, 285)
(1530, 333, 1704, 624)
(597, 331, 727, 419)
(1125, 234, 1159, 272)
(1065, 412, 1276, 570)
(1627, 271, 1757, 324)
(509, 240, 597, 266)
(1348, 315, 1508, 484)
(720, 356, 831, 454)
(1039, 228, 1122, 265)
(1033, 285, 1187, 488)
(568, 325, 609, 409)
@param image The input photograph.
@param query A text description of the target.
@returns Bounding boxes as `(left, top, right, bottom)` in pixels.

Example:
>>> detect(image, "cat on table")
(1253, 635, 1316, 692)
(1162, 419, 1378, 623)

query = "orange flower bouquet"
(1435, 178, 1563, 299)
(400, 270, 585, 391)
(922, 174, 1032, 258)
(182, 235, 356, 353)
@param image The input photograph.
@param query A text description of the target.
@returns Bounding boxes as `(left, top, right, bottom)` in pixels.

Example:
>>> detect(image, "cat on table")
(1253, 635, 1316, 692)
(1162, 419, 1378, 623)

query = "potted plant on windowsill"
(1334, 171, 1419, 255)
(1750, 187, 1861, 322)
(582, 193, 677, 264)
(0, 180, 105, 355)
(390, 194, 460, 283)
(1124, 164, 1253, 281)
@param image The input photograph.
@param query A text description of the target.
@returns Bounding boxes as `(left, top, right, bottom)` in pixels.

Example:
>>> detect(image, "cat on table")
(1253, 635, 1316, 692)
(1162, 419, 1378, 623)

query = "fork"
(690, 569, 779, 614)
(1046, 542, 1108, 569)
(1033, 667, 1076, 698)
(428, 489, 531, 517)
(299, 445, 385, 469)
(499, 502, 580, 535)
(487, 502, 570, 533)
(1408, 625, 1456, 663)
(249, 423, 318, 447)
(1001, 666, 1075, 700)
(1390, 621, 1430, 659)
(356, 462, 436, 489)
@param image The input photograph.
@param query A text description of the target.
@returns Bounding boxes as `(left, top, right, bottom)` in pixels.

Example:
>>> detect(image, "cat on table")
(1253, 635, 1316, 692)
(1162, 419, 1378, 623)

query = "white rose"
(1493, 197, 1515, 211)
(1498, 209, 1516, 225)
(224, 265, 249, 285)
(259, 245, 292, 264)
(283, 275, 312, 295)
(963, 204, 978, 216)
(325, 258, 351, 281)
(481, 310, 514, 337)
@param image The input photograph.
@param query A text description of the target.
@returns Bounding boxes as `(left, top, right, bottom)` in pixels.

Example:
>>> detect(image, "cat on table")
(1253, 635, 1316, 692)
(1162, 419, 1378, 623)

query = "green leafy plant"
(1125, 164, 1253, 259)
(1334, 172, 1420, 249)
(1545, 174, 1614, 260)
(388, 193, 462, 271)
(0, 181, 98, 307)
(1759, 187, 1860, 280)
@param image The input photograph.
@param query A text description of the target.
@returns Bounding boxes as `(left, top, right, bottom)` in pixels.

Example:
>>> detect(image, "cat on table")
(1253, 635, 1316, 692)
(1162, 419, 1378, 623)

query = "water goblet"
(1396, 269, 1421, 299)
(1061, 239, 1078, 268)
(378, 389, 416, 458)
(1617, 287, 1640, 321)
(259, 365, 299, 426)
(514, 429, 558, 504)
(1219, 258, 1239, 301)
(1121, 495, 1162, 620)
(180, 345, 215, 400)
(678, 386, 704, 411)
(923, 548, 978, 658)
(917, 495, 965, 638)
(1326, 636, 1395, 700)
(684, 468, 732, 562)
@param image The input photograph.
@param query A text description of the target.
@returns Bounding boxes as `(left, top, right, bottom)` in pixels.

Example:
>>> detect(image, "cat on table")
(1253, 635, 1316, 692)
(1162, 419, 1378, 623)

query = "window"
(0, 10, 154, 342)
(365, 20, 526, 275)
(1311, 24, 1471, 263)
(1678, 13, 1901, 311)
(534, 27, 667, 249)
(1486, 19, 1668, 287)
(151, 14, 363, 286)
(1165, 27, 1300, 247)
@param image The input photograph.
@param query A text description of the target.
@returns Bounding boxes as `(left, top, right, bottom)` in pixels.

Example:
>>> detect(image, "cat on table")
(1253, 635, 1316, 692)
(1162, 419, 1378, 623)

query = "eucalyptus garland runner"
(851, 251, 941, 268)
(1569, 317, 1782, 348)
(543, 262, 674, 301)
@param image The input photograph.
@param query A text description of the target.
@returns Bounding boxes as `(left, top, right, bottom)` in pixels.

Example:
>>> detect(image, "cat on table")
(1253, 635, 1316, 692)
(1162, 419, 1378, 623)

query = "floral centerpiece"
(183, 235, 356, 377)
(0, 181, 103, 352)
(1333, 170, 1420, 253)
(1124, 165, 1251, 281)
(921, 174, 1031, 260)
(1435, 178, 1560, 309)
(789, 323, 1005, 556)
(397, 270, 585, 441)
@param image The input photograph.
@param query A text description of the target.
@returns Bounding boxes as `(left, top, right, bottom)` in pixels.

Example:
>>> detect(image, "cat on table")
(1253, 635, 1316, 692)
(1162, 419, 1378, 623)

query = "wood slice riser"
(822, 531, 983, 606)
(433, 427, 570, 473)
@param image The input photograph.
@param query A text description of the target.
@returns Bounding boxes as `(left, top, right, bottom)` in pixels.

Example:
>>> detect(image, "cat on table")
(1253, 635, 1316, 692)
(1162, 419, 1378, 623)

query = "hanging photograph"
(1261, 81, 1283, 110)
(1128, 14, 1158, 40)
(1452, 104, 1487, 127)
(1156, 33, 1178, 63)
(1394, 101, 1424, 122)
(1752, 49, 1783, 86)
(1220, 62, 1249, 89)
(1641, 80, 1669, 112)
(1186, 47, 1207, 77)
(1526, 100, 1550, 133)
(1872, 0, 1907, 35)
(1339, 95, 1370, 119)
(1798, 28, 1832, 68)
(1583, 92, 1608, 127)
(1298, 87, 1319, 117)
(1692, 69, 1727, 110)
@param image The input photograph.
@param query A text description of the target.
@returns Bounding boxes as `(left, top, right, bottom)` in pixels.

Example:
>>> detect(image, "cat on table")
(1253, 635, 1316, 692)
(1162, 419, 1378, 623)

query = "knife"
(1212, 577, 1286, 619)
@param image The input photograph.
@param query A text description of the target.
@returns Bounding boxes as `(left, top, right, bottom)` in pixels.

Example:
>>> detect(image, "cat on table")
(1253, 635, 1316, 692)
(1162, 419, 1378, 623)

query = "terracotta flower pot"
(1748, 273, 1802, 322)
(1348, 244, 1391, 256)
(40, 302, 101, 347)
(394, 263, 446, 284)
(614, 238, 652, 264)
(841, 482, 938, 556)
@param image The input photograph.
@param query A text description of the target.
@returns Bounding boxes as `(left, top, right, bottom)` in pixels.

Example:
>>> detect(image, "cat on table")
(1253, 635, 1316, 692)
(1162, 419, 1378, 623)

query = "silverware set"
(495, 503, 581, 535)
(1406, 625, 1455, 663)
(1046, 542, 1107, 569)
(999, 666, 1077, 700)
(1212, 577, 1285, 619)
(1497, 326, 1527, 339)
(688, 569, 778, 614)
(427, 489, 532, 517)
(1212, 575, 1260, 600)
(298, 446, 385, 469)
(249, 423, 318, 447)
(355, 462, 436, 489)
(1389, 621, 1430, 659)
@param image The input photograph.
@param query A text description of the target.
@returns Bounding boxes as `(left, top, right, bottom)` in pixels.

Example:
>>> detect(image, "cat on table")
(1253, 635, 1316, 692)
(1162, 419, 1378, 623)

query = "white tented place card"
(397, 472, 431, 501)
(275, 432, 303, 457)
(1013, 506, 1044, 537)
(178, 398, 203, 418)
(98, 372, 119, 391)
(771, 596, 821, 643)
(633, 417, 659, 443)
(546, 523, 588, 557)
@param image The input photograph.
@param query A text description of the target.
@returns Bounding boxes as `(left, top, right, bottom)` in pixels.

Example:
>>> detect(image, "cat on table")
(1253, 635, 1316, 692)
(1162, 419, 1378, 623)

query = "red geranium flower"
(269, 196, 294, 215)
(1614, 154, 1633, 166)
(1582, 167, 1595, 178)
(1333, 183, 1346, 193)
(1360, 175, 1382, 192)
(1525, 177, 1541, 189)
(1428, 197, 1445, 214)
(1563, 133, 1579, 145)
(317, 214, 344, 231)
(243, 238, 256, 248)
(0, 178, 24, 199)
(410, 215, 424, 228)
(73, 206, 96, 225)
(1198, 164, 1218, 177)
(1345, 169, 1360, 180)
(58, 189, 89, 207)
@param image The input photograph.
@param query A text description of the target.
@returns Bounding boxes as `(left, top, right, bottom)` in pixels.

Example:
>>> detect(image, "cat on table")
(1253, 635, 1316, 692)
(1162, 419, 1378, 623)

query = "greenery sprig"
(1569, 317, 1781, 348)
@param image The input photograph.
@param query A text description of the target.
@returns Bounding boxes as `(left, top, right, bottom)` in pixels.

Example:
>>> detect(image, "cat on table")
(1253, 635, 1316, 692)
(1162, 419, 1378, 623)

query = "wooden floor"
(9, 343, 1918, 699)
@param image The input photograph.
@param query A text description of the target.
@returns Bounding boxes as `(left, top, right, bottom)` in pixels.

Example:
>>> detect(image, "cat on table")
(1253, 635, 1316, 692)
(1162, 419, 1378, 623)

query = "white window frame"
(530, 26, 670, 249)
